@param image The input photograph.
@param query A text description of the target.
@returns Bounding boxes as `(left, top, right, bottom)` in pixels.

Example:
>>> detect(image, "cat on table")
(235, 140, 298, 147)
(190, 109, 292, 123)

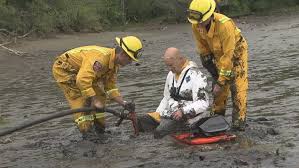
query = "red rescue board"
(172, 133, 236, 145)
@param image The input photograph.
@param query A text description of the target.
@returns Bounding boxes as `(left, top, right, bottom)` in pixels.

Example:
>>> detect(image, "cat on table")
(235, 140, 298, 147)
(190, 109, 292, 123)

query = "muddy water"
(0, 13, 299, 168)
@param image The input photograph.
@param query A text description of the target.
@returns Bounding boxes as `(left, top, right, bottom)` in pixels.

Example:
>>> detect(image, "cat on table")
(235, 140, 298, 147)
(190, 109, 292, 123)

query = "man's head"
(187, 0, 216, 25)
(115, 36, 143, 66)
(163, 47, 187, 74)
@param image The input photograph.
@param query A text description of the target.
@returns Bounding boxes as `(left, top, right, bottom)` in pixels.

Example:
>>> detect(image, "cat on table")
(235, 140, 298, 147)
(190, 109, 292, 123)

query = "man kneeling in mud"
(138, 47, 210, 138)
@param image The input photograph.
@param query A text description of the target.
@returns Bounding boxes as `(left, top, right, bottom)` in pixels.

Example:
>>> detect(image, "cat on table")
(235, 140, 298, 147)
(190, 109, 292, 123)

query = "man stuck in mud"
(137, 47, 210, 138)
(187, 0, 249, 130)
(52, 36, 143, 139)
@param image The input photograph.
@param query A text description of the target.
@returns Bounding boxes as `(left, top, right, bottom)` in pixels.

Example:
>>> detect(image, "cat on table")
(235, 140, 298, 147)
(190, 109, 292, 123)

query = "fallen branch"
(0, 41, 12, 46)
(0, 29, 34, 56)
(0, 44, 24, 56)
(18, 29, 34, 38)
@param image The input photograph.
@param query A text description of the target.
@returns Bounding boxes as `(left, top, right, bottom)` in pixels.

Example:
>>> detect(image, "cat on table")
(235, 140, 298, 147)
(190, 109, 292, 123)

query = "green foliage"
(0, 0, 299, 36)
(249, 0, 299, 11)
(51, 0, 103, 32)
(223, 0, 251, 16)
(0, 0, 22, 35)
(224, 0, 299, 15)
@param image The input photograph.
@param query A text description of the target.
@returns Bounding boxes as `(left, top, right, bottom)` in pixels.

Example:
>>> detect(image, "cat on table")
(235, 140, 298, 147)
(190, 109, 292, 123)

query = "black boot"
(232, 119, 246, 131)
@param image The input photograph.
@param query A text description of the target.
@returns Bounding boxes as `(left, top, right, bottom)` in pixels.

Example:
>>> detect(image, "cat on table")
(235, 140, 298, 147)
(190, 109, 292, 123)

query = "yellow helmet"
(187, 0, 216, 24)
(115, 36, 143, 62)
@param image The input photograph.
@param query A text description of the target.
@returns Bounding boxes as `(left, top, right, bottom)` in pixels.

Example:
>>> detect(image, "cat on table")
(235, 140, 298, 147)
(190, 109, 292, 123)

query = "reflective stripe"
(219, 17, 230, 23)
(95, 113, 104, 119)
(75, 113, 104, 125)
(106, 88, 118, 95)
(219, 69, 232, 77)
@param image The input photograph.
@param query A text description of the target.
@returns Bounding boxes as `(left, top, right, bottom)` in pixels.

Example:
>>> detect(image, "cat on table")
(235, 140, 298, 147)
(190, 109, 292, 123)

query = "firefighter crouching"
(52, 36, 143, 138)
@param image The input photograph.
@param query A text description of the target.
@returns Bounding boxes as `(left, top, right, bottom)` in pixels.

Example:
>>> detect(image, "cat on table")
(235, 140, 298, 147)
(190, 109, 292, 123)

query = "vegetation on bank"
(0, 0, 299, 37)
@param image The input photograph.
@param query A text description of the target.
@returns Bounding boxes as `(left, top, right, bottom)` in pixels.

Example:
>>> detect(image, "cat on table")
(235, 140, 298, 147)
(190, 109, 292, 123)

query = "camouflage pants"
(137, 115, 189, 138)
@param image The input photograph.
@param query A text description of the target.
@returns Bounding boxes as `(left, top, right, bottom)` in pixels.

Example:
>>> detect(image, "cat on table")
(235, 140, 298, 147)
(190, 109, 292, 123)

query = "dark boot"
(137, 114, 159, 132)
(81, 125, 98, 142)
(211, 110, 226, 116)
(232, 119, 246, 131)
(94, 121, 105, 135)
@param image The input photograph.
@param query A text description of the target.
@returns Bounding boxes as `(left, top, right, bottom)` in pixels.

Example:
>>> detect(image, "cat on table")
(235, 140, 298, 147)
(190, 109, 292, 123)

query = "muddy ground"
(0, 13, 298, 168)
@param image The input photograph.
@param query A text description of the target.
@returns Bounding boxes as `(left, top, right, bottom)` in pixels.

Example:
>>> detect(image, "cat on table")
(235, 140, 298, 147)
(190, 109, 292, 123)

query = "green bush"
(0, 0, 299, 36)
(0, 0, 22, 35)
(250, 0, 299, 11)
(223, 0, 251, 16)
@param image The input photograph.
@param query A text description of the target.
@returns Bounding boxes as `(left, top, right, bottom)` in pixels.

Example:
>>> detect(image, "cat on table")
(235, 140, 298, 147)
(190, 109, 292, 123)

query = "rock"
(285, 143, 295, 148)
(275, 148, 280, 156)
(83, 152, 88, 157)
(223, 145, 231, 150)
(255, 117, 269, 121)
(199, 155, 205, 161)
(267, 128, 279, 135)
(234, 158, 249, 166)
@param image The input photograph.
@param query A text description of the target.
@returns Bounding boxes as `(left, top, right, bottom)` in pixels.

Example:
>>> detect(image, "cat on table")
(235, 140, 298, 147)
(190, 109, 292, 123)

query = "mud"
(0, 13, 299, 168)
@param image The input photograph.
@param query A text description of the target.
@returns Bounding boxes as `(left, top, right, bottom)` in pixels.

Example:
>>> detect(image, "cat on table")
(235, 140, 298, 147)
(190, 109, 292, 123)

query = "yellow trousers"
(213, 42, 248, 128)
(52, 58, 105, 133)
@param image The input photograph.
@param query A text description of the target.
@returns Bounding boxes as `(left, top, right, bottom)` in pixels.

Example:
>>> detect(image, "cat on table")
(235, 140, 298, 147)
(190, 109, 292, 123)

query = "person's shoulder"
(166, 71, 173, 79)
(214, 13, 231, 24)
(88, 46, 113, 56)
(188, 61, 199, 71)
(214, 13, 236, 34)
(187, 61, 205, 76)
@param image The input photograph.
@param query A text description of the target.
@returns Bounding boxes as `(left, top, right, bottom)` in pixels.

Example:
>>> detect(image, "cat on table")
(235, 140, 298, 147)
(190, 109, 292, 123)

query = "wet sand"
(0, 13, 299, 168)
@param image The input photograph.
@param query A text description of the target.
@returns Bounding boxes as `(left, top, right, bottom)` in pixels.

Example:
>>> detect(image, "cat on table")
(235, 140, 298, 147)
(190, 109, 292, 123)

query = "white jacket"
(156, 61, 209, 124)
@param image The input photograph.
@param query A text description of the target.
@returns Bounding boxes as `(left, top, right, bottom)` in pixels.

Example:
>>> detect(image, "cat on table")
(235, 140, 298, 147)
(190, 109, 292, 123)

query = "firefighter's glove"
(123, 101, 135, 112)
(200, 54, 219, 80)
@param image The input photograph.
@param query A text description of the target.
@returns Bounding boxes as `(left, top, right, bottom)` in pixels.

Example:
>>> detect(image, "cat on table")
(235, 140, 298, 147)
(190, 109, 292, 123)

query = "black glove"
(123, 101, 135, 112)
(84, 96, 94, 107)
(200, 54, 219, 81)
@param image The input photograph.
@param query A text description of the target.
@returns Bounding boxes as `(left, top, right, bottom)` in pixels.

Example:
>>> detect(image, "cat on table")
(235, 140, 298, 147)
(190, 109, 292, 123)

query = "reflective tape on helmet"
(219, 17, 230, 23)
(75, 113, 104, 125)
(219, 69, 232, 77)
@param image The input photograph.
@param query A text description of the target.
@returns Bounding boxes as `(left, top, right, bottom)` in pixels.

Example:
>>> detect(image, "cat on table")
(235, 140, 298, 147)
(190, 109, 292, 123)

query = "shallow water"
(0, 13, 298, 168)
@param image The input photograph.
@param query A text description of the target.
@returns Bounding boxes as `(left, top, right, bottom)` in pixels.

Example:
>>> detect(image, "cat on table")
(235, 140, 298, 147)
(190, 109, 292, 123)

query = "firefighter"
(52, 36, 143, 139)
(187, 0, 249, 130)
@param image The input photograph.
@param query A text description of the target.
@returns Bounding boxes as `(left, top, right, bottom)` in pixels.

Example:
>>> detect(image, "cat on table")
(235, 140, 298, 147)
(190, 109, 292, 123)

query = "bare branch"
(0, 44, 24, 56)
(17, 29, 34, 39)
(0, 41, 12, 46)
(0, 29, 34, 56)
